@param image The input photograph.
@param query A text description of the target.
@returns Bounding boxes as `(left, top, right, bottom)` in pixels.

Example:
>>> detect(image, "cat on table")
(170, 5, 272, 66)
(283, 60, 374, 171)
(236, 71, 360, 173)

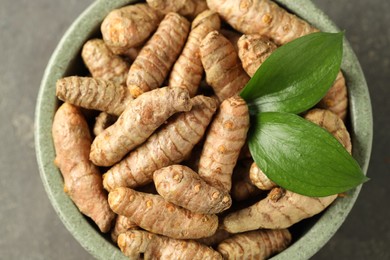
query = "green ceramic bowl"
(35, 0, 373, 259)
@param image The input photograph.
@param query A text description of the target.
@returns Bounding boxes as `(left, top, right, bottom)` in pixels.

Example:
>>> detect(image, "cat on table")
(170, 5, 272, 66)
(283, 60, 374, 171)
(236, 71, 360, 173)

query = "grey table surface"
(0, 0, 389, 259)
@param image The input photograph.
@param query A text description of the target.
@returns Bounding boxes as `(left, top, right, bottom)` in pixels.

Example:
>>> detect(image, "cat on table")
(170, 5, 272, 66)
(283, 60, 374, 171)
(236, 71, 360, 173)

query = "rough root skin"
(317, 72, 349, 121)
(121, 46, 141, 62)
(118, 230, 153, 258)
(223, 107, 352, 233)
(217, 229, 291, 260)
(249, 162, 276, 191)
(206, 0, 318, 45)
(55, 76, 133, 116)
(153, 165, 232, 214)
(108, 187, 219, 239)
(52, 103, 115, 233)
(118, 230, 222, 259)
(199, 96, 250, 191)
(127, 12, 190, 97)
(222, 187, 337, 232)
(111, 215, 138, 243)
(81, 39, 130, 86)
(200, 31, 250, 102)
(196, 228, 231, 247)
(237, 34, 278, 77)
(168, 10, 221, 97)
(146, 0, 208, 20)
(90, 87, 192, 167)
(103, 95, 218, 191)
(220, 29, 242, 52)
(101, 4, 163, 54)
(207, 0, 348, 113)
(50, 2, 353, 258)
(304, 108, 352, 154)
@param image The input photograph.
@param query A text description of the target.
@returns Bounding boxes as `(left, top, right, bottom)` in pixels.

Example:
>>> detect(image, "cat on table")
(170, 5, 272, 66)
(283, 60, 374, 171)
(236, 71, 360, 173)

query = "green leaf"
(240, 32, 343, 115)
(248, 112, 368, 197)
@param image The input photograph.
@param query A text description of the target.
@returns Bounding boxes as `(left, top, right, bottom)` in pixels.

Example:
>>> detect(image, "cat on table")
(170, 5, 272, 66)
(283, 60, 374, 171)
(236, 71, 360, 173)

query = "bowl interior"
(35, 1, 372, 259)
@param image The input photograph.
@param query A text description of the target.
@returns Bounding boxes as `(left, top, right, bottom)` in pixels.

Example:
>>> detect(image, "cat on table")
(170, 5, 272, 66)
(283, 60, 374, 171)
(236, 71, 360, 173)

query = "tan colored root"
(56, 76, 132, 116)
(120, 46, 141, 62)
(118, 230, 222, 259)
(237, 34, 278, 77)
(206, 0, 318, 45)
(207, 0, 349, 112)
(196, 228, 231, 247)
(223, 107, 352, 232)
(237, 36, 348, 118)
(127, 12, 190, 98)
(168, 10, 221, 97)
(249, 162, 276, 191)
(118, 230, 154, 259)
(305, 108, 352, 154)
(223, 187, 337, 232)
(111, 215, 138, 243)
(200, 31, 250, 102)
(52, 103, 115, 233)
(153, 165, 232, 214)
(149, 236, 223, 260)
(231, 160, 263, 201)
(108, 187, 218, 239)
(217, 229, 291, 260)
(146, 0, 208, 20)
(81, 39, 130, 86)
(90, 87, 191, 167)
(317, 72, 349, 121)
(103, 95, 218, 191)
(199, 96, 250, 191)
(220, 29, 242, 52)
(236, 36, 348, 118)
(93, 112, 117, 137)
(101, 3, 163, 54)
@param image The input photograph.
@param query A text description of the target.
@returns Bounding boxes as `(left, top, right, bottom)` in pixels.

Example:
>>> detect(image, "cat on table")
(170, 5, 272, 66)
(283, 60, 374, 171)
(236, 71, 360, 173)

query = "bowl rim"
(274, 1, 373, 258)
(35, 0, 373, 259)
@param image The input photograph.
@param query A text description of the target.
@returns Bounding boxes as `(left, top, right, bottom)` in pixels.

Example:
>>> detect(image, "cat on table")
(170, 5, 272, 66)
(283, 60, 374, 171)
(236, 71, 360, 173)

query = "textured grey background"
(0, 0, 388, 259)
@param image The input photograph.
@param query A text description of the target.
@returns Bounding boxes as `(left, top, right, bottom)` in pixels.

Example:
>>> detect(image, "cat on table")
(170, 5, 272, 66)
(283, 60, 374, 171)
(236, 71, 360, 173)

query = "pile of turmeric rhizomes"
(52, 0, 350, 259)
